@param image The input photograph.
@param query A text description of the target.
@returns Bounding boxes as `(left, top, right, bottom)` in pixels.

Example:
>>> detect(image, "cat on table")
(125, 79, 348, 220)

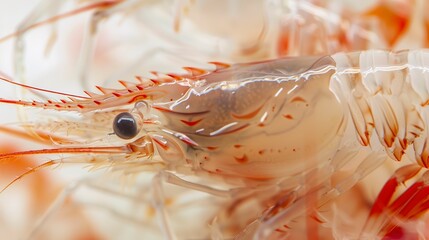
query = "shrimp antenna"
(0, 146, 128, 160)
(0, 0, 123, 43)
(0, 146, 129, 193)
(0, 75, 89, 99)
(0, 160, 56, 193)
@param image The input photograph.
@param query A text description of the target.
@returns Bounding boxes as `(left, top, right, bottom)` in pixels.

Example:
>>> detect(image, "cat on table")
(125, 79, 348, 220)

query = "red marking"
(234, 154, 248, 163)
(412, 124, 424, 131)
(77, 104, 84, 109)
(153, 106, 172, 113)
(127, 89, 133, 93)
(93, 100, 101, 105)
(232, 105, 263, 120)
(135, 76, 143, 83)
(383, 226, 405, 240)
(397, 185, 429, 218)
(96, 86, 105, 93)
(167, 74, 183, 80)
(0, 146, 127, 157)
(47, 100, 53, 104)
(258, 123, 265, 127)
(150, 79, 160, 84)
(234, 144, 242, 148)
(370, 166, 421, 217)
(118, 80, 129, 87)
(179, 137, 198, 147)
(60, 99, 67, 103)
(207, 146, 218, 150)
(311, 214, 325, 224)
(283, 114, 293, 119)
(55, 104, 61, 108)
(127, 94, 148, 104)
(152, 106, 210, 116)
(258, 150, 265, 155)
(112, 92, 121, 97)
(31, 102, 36, 106)
(182, 67, 207, 76)
(180, 119, 203, 127)
(290, 96, 306, 103)
(208, 61, 231, 70)
(152, 138, 169, 151)
(136, 85, 144, 90)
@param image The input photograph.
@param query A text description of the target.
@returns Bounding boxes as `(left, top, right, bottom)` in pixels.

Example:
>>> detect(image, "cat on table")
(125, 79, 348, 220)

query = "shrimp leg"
(152, 172, 179, 240)
(26, 176, 86, 239)
(253, 151, 387, 239)
(26, 174, 152, 239)
(151, 170, 257, 240)
(362, 165, 429, 239)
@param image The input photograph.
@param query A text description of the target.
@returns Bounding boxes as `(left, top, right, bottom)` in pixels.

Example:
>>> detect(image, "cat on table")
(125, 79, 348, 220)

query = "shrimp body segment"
(4, 49, 429, 238)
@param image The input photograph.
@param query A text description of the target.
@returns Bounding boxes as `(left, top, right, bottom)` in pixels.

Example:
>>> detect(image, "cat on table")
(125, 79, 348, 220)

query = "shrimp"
(2, 48, 429, 239)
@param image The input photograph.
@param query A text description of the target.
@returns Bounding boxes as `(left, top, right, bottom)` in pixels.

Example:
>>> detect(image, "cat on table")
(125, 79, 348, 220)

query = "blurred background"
(0, 0, 428, 239)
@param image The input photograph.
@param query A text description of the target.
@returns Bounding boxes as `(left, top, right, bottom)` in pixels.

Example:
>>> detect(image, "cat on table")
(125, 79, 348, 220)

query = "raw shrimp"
(2, 49, 429, 239)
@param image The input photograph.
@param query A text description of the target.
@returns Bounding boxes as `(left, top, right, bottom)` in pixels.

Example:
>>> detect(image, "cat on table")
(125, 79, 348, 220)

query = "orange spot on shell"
(128, 94, 148, 104)
(234, 144, 242, 148)
(290, 96, 306, 103)
(232, 105, 263, 120)
(180, 118, 203, 127)
(207, 146, 218, 150)
(283, 114, 293, 119)
(234, 154, 248, 163)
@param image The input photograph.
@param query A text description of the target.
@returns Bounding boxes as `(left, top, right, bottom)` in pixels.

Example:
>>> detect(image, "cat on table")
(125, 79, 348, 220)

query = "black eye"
(113, 112, 138, 139)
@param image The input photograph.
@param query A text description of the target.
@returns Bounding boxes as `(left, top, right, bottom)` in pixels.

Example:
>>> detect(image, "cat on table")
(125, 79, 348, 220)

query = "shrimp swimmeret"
(2, 50, 429, 239)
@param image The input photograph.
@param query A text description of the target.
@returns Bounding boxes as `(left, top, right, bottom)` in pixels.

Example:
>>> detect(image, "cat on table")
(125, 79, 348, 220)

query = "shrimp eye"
(113, 112, 138, 139)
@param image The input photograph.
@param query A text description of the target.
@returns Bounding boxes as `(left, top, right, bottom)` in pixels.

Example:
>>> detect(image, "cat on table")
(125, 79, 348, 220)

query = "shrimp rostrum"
(2, 49, 429, 239)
